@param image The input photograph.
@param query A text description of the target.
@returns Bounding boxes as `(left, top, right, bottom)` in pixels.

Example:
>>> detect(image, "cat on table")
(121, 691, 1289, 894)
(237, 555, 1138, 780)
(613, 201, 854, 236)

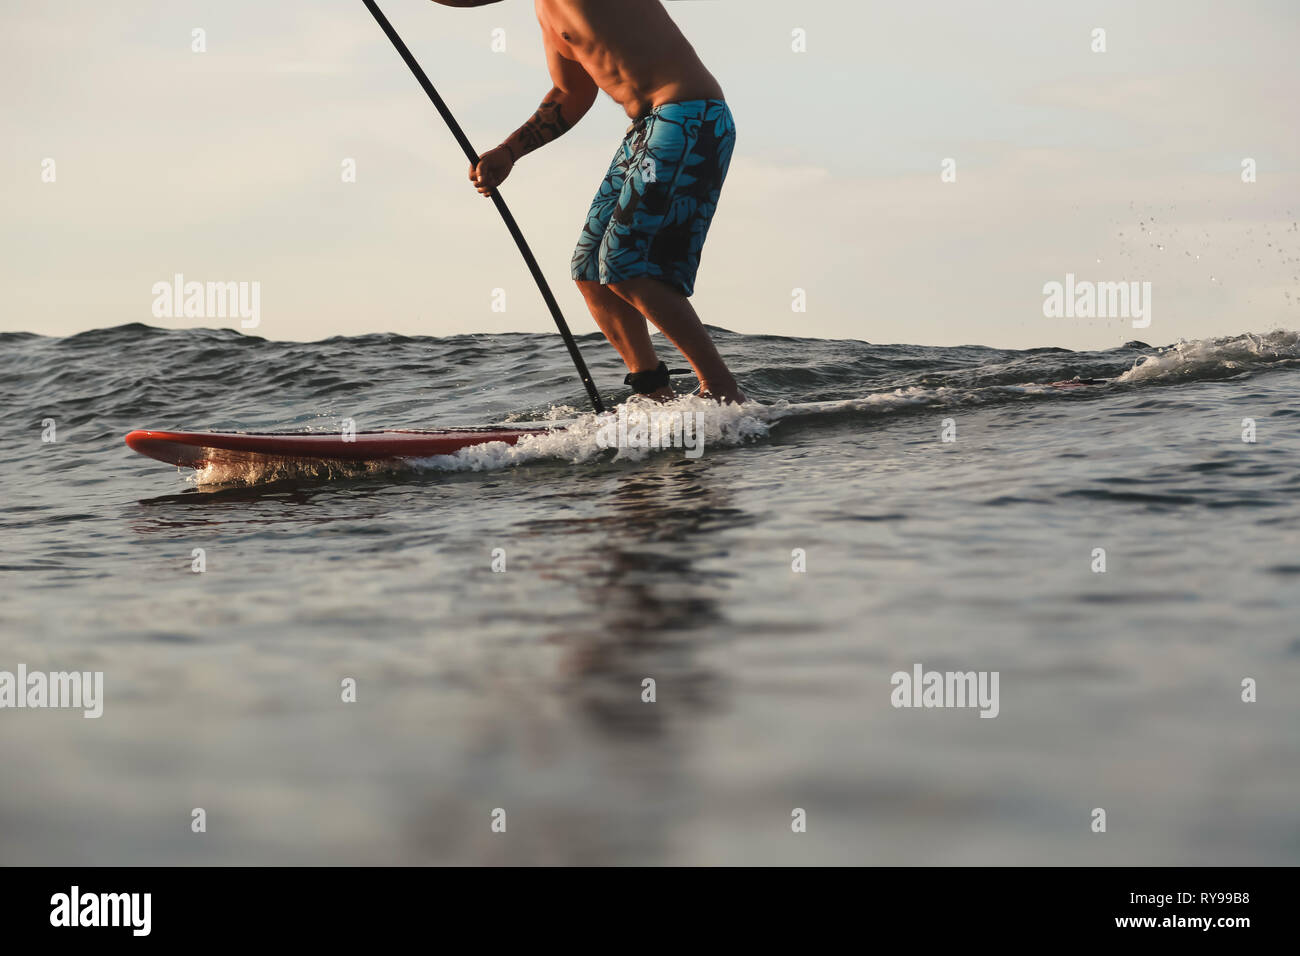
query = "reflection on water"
(534, 467, 744, 728)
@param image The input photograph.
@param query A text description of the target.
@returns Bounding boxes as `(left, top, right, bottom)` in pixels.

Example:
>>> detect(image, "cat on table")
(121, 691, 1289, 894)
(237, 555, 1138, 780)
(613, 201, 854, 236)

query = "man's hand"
(470, 146, 514, 196)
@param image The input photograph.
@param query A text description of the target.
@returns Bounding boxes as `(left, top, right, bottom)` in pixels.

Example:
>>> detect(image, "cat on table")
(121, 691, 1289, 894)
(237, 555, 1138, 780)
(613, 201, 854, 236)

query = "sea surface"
(1, 324, 1298, 865)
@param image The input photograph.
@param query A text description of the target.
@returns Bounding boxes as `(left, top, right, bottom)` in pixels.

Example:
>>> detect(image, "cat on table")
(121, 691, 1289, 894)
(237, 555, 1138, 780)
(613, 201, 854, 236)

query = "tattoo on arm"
(506, 98, 570, 160)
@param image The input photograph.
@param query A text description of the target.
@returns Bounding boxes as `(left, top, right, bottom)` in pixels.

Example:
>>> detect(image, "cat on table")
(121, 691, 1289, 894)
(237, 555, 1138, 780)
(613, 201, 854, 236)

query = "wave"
(1116, 329, 1300, 383)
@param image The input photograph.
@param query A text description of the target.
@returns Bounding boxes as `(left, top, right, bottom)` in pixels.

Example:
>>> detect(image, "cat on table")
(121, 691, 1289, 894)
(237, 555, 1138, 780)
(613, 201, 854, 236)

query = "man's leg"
(608, 276, 745, 404)
(574, 279, 674, 401)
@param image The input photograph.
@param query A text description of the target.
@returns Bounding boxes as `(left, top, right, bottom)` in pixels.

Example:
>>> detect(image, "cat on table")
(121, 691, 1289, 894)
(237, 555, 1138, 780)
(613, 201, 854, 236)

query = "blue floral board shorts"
(571, 99, 735, 297)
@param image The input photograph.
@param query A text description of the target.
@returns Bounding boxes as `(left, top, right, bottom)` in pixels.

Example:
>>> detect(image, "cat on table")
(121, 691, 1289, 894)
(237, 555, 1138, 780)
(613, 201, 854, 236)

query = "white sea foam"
(409, 394, 771, 473)
(1118, 329, 1300, 383)
(409, 388, 971, 475)
(762, 386, 961, 421)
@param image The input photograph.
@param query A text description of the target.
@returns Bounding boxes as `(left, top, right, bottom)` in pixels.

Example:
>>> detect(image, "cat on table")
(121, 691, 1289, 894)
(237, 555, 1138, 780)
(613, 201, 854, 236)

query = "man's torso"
(535, 0, 724, 118)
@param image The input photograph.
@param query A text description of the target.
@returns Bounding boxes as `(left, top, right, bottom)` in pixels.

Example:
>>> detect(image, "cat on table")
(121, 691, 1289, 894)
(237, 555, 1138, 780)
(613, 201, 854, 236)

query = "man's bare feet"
(700, 376, 746, 404)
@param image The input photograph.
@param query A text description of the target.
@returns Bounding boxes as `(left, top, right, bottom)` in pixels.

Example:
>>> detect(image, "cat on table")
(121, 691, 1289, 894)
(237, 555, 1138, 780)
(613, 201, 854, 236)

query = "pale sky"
(3, 0, 1297, 349)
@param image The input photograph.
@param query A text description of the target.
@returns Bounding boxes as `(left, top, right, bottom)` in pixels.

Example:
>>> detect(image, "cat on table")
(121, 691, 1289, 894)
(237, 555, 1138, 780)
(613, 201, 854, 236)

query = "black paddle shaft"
(361, 0, 605, 414)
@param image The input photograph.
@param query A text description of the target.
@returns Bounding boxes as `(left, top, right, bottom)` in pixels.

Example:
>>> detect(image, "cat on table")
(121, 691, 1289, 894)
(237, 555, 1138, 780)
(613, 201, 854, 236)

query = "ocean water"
(1, 324, 1298, 865)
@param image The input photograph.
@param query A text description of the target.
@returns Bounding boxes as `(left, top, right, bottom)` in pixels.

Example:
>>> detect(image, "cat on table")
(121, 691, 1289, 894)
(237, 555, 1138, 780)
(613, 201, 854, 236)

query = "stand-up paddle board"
(124, 427, 556, 469)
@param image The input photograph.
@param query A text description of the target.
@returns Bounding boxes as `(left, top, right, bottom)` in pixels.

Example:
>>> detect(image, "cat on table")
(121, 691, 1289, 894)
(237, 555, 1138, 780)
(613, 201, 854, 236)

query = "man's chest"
(536, 0, 591, 57)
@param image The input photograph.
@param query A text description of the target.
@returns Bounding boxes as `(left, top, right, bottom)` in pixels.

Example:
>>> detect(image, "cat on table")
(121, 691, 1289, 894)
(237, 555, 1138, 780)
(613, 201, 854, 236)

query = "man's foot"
(638, 386, 675, 403)
(699, 377, 746, 404)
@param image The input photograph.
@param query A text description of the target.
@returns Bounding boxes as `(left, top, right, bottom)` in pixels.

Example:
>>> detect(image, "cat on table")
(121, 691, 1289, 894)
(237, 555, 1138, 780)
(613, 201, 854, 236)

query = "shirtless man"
(431, 0, 745, 403)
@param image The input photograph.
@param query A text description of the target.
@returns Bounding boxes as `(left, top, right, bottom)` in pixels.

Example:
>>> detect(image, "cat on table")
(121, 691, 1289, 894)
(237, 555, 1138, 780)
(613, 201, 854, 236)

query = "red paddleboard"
(124, 427, 554, 469)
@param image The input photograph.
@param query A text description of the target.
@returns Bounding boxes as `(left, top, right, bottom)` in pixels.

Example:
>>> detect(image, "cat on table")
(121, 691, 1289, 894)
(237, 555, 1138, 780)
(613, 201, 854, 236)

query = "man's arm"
(470, 40, 597, 195)
(502, 44, 598, 161)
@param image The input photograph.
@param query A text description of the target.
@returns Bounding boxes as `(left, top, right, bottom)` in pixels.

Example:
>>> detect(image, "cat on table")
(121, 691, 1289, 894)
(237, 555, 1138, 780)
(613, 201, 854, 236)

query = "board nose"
(124, 430, 191, 466)
(124, 430, 153, 452)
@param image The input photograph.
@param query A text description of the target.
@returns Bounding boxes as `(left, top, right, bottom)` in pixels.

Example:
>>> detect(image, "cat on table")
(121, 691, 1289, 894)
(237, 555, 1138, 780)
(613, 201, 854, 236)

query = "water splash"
(1117, 329, 1300, 383)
